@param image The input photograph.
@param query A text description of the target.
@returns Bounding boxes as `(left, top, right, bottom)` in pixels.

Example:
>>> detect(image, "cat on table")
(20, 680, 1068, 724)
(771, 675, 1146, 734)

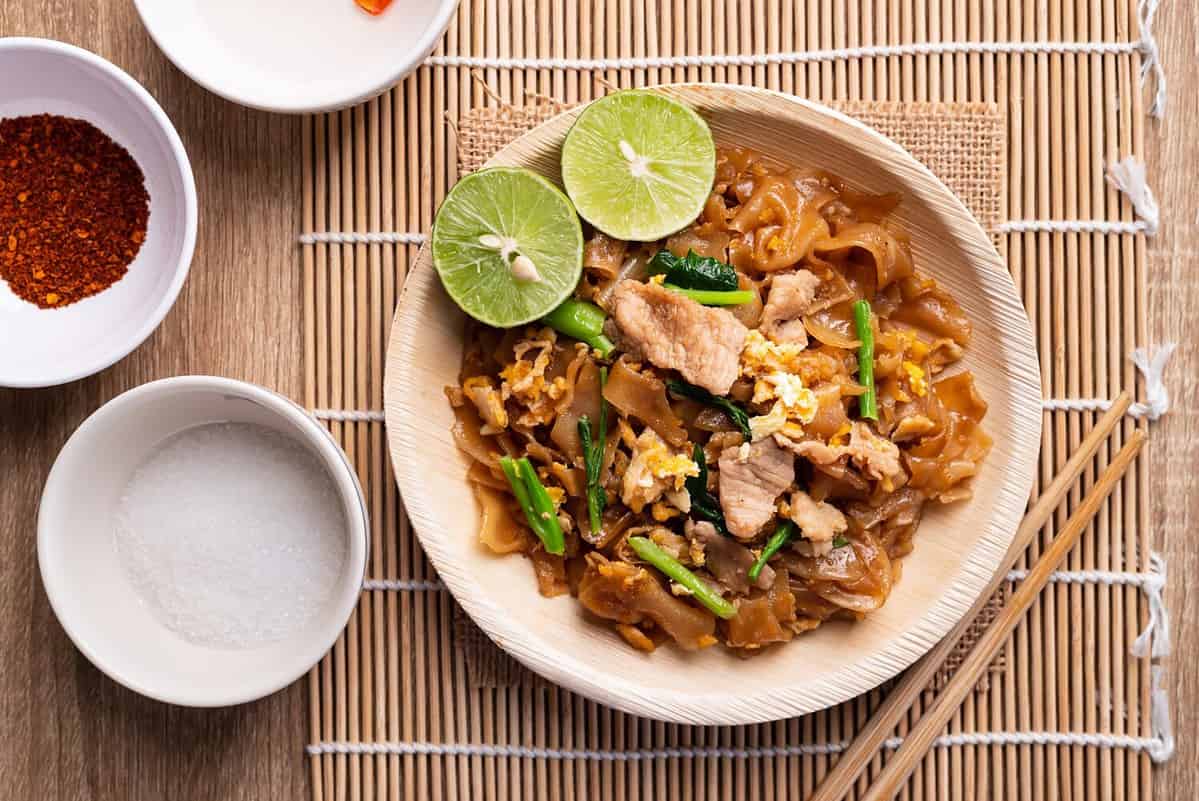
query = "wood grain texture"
(1146, 3, 1199, 800)
(0, 3, 304, 800)
(384, 84, 1043, 725)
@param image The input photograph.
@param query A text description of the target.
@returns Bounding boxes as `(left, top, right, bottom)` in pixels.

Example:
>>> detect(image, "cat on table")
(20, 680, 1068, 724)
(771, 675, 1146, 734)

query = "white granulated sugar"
(115, 422, 348, 649)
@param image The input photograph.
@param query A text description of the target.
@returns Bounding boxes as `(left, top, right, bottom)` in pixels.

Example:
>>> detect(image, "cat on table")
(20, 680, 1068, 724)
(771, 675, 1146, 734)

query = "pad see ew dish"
(443, 131, 992, 657)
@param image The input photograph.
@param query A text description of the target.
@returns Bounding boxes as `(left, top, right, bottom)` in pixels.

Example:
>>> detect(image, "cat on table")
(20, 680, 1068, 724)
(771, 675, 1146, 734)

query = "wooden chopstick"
(807, 390, 1133, 801)
(858, 427, 1145, 801)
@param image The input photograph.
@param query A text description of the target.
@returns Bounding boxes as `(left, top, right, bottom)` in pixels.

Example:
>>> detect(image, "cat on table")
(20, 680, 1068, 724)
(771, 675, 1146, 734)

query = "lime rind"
(432, 167, 584, 328)
(561, 90, 716, 242)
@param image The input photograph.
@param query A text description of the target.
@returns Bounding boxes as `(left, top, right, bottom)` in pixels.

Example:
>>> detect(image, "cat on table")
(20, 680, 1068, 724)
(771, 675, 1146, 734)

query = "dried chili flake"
(0, 114, 149, 309)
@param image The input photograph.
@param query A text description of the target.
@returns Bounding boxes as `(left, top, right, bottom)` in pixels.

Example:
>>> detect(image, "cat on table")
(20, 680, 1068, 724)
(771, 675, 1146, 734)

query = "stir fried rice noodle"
(446, 146, 991, 655)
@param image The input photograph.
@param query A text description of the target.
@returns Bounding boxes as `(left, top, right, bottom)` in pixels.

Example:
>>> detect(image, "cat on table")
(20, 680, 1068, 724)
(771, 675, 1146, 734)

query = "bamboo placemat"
(299, 2, 1174, 800)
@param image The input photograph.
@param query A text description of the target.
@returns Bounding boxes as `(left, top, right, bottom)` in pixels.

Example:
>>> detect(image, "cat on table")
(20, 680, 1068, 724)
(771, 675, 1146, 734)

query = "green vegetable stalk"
(667, 380, 752, 442)
(627, 535, 738, 619)
(852, 299, 879, 421)
(747, 520, 795, 583)
(542, 298, 615, 358)
(684, 442, 728, 535)
(498, 456, 566, 555)
(832, 535, 851, 549)
(648, 249, 739, 291)
(577, 367, 609, 536)
(664, 284, 755, 307)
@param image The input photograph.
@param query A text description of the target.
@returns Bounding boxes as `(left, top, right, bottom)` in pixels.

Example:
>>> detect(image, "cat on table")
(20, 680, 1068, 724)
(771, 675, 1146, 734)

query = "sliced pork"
(717, 437, 795, 539)
(609, 279, 749, 395)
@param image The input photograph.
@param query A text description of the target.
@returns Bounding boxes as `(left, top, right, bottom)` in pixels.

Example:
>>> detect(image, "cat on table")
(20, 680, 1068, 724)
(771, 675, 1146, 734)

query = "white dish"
(0, 38, 197, 389)
(38, 376, 368, 707)
(134, 0, 460, 113)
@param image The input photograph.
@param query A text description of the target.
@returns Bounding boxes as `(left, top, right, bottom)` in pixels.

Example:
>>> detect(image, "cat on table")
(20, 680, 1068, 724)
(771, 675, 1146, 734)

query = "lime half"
(432, 167, 584, 328)
(561, 90, 716, 242)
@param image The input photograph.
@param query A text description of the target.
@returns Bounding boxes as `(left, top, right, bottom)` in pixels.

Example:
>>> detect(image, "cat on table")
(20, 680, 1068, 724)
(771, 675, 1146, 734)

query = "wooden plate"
(384, 84, 1041, 725)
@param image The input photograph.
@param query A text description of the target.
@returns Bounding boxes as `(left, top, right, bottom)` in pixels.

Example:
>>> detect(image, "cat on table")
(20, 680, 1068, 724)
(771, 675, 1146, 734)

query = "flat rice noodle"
(667, 221, 732, 261)
(804, 260, 856, 314)
(789, 586, 843, 619)
(933, 372, 988, 420)
(826, 179, 902, 223)
(577, 554, 716, 651)
(805, 383, 849, 438)
(888, 276, 972, 345)
(725, 571, 796, 649)
(804, 299, 861, 349)
(594, 251, 652, 309)
(806, 469, 870, 502)
(729, 273, 764, 328)
(550, 359, 603, 461)
(530, 547, 570, 597)
(603, 360, 688, 447)
(584, 231, 628, 280)
(845, 487, 925, 531)
(473, 484, 534, 554)
(728, 175, 831, 272)
(779, 544, 866, 584)
(466, 460, 508, 491)
(451, 402, 499, 468)
(813, 221, 914, 290)
(811, 582, 884, 613)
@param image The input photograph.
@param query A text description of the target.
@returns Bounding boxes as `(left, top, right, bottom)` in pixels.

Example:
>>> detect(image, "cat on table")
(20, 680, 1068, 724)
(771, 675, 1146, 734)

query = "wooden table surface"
(0, 3, 1194, 800)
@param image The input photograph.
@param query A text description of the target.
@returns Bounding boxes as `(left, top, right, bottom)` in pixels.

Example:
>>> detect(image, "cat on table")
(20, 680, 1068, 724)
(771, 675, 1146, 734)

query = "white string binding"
(362, 578, 444, 592)
(1007, 555, 1170, 660)
(423, 39, 1142, 70)
(1138, 0, 1167, 118)
(996, 220, 1149, 235)
(311, 409, 386, 423)
(1105, 157, 1161, 236)
(419, 33, 1166, 120)
(1041, 343, 1175, 420)
(306, 729, 1171, 761)
(298, 232, 427, 245)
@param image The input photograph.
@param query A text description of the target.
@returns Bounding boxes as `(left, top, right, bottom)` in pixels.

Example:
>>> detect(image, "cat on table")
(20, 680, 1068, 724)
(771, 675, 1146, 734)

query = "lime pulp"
(560, 90, 716, 242)
(431, 167, 584, 328)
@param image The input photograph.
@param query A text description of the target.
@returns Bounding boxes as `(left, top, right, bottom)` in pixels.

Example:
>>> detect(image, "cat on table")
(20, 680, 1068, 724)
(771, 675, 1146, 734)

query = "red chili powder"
(0, 114, 150, 309)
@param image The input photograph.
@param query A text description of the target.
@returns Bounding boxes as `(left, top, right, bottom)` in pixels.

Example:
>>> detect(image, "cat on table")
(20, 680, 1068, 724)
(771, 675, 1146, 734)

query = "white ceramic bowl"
(0, 38, 197, 389)
(134, 0, 460, 113)
(385, 85, 1042, 724)
(38, 376, 368, 707)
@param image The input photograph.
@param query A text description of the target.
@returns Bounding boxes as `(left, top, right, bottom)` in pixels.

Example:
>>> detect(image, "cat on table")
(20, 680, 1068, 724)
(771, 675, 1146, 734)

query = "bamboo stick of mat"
(807, 390, 1133, 801)
(859, 427, 1146, 801)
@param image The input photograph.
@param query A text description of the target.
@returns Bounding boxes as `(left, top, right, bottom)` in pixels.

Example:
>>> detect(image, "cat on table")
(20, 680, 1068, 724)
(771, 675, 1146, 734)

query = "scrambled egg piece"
(741, 330, 806, 376)
(748, 400, 788, 441)
(902, 360, 928, 397)
(741, 330, 821, 440)
(648, 272, 666, 286)
(622, 428, 700, 513)
(462, 375, 508, 433)
(498, 328, 571, 426)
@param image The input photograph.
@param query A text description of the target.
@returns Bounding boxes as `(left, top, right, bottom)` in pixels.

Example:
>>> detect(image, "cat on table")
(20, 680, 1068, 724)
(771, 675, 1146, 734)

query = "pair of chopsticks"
(809, 391, 1144, 801)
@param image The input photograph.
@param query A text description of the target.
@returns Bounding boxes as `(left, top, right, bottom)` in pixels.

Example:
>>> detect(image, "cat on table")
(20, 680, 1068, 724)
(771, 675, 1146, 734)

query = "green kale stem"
(627, 536, 738, 619)
(852, 299, 879, 420)
(748, 520, 795, 583)
(499, 456, 566, 555)
(667, 380, 752, 442)
(542, 298, 615, 358)
(578, 368, 609, 536)
(663, 284, 755, 307)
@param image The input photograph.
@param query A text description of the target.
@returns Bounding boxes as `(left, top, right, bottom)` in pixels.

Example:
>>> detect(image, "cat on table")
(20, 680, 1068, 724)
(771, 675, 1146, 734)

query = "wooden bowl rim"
(384, 84, 1042, 724)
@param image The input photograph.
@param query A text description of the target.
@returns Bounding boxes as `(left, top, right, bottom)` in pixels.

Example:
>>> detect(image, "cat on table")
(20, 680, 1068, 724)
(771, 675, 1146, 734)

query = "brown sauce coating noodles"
(448, 146, 990, 656)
